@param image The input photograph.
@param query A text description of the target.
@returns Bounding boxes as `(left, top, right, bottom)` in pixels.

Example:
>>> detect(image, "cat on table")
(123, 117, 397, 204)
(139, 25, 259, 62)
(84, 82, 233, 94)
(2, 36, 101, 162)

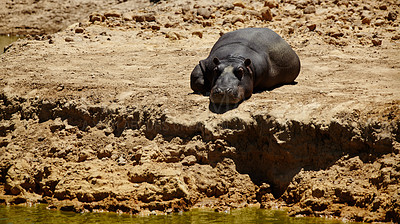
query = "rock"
(387, 12, 397, 21)
(197, 7, 212, 19)
(303, 5, 316, 14)
(233, 1, 246, 8)
(64, 37, 74, 42)
(392, 34, 400, 40)
(260, 7, 273, 21)
(264, 0, 279, 8)
(362, 17, 371, 25)
(75, 27, 84, 33)
(220, 3, 234, 11)
(97, 144, 113, 159)
(50, 118, 65, 132)
(223, 15, 245, 25)
(89, 13, 106, 23)
(166, 31, 186, 40)
(133, 13, 156, 22)
(122, 13, 133, 21)
(327, 28, 344, 38)
(374, 19, 385, 26)
(379, 5, 387, 10)
(307, 23, 317, 31)
(192, 31, 203, 38)
(372, 39, 382, 46)
(104, 11, 121, 18)
(182, 155, 197, 166)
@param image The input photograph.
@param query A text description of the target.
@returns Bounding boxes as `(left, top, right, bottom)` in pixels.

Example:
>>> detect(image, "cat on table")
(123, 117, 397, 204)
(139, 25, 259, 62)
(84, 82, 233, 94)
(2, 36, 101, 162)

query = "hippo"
(190, 28, 300, 105)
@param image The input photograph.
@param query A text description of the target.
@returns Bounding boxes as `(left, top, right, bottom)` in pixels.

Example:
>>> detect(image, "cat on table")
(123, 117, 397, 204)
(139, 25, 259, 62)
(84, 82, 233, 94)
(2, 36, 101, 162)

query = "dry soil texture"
(0, 0, 400, 223)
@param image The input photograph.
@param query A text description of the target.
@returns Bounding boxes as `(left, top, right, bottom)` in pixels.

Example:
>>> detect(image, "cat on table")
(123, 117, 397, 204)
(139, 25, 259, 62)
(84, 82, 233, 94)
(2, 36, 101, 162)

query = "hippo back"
(205, 28, 300, 90)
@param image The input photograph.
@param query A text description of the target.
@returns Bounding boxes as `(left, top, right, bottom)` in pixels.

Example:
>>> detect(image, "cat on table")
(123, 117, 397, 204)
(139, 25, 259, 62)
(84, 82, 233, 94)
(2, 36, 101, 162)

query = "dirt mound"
(0, 0, 399, 222)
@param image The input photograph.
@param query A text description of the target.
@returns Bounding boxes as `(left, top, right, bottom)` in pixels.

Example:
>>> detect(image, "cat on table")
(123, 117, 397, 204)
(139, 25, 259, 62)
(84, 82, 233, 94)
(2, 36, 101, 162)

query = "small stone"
(166, 31, 185, 40)
(387, 12, 397, 21)
(327, 28, 344, 38)
(49, 39, 54, 44)
(372, 39, 382, 46)
(104, 11, 121, 18)
(192, 31, 203, 38)
(77, 152, 89, 162)
(221, 3, 234, 11)
(133, 13, 156, 22)
(75, 27, 84, 33)
(197, 7, 212, 19)
(150, 24, 160, 30)
(118, 156, 127, 166)
(374, 19, 385, 26)
(122, 13, 133, 21)
(264, 0, 278, 8)
(260, 7, 273, 21)
(182, 155, 197, 166)
(89, 13, 106, 22)
(57, 84, 64, 91)
(379, 5, 387, 10)
(50, 118, 65, 132)
(233, 1, 246, 8)
(307, 23, 317, 31)
(362, 17, 371, 25)
(303, 5, 316, 14)
(65, 37, 74, 42)
(392, 34, 400, 40)
(144, 13, 156, 22)
(202, 21, 213, 27)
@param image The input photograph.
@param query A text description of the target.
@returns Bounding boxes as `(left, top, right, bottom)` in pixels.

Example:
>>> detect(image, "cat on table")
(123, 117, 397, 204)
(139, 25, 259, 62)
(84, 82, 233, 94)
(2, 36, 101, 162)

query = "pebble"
(387, 11, 397, 21)
(122, 13, 133, 21)
(89, 13, 106, 23)
(65, 37, 74, 42)
(303, 5, 316, 14)
(379, 5, 387, 10)
(260, 7, 273, 21)
(182, 155, 197, 166)
(392, 34, 400, 40)
(75, 27, 84, 33)
(374, 19, 385, 26)
(264, 0, 279, 8)
(233, 1, 246, 8)
(133, 13, 156, 22)
(104, 11, 121, 18)
(372, 39, 382, 46)
(197, 7, 212, 19)
(192, 31, 203, 38)
(307, 23, 317, 31)
(362, 17, 371, 25)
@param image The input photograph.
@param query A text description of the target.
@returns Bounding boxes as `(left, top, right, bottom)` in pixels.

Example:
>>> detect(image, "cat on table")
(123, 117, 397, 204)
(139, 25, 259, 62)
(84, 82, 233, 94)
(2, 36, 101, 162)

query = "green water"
(0, 35, 20, 53)
(0, 205, 359, 224)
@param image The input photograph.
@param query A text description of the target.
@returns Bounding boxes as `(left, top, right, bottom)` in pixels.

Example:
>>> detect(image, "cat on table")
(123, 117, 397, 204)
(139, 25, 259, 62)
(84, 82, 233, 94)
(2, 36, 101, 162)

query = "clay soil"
(0, 0, 400, 223)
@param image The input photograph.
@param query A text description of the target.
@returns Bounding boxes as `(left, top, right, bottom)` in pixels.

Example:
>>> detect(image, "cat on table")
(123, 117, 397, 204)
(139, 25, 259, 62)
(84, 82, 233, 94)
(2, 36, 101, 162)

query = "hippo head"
(210, 57, 254, 105)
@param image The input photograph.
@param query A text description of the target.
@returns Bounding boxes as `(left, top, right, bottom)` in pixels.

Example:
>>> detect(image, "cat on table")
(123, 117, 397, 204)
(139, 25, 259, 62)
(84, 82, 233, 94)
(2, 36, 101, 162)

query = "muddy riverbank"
(0, 0, 399, 222)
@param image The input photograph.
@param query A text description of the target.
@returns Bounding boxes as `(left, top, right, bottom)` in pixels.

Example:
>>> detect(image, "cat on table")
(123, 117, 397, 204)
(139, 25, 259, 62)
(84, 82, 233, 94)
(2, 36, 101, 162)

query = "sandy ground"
(0, 0, 400, 222)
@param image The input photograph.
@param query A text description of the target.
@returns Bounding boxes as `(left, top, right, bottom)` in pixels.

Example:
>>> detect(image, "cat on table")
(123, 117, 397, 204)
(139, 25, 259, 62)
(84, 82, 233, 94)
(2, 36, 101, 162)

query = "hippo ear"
(244, 58, 251, 67)
(213, 57, 221, 65)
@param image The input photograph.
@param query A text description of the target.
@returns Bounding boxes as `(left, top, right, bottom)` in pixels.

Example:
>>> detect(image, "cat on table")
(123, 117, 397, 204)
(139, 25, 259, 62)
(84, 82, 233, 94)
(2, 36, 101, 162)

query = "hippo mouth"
(210, 86, 244, 105)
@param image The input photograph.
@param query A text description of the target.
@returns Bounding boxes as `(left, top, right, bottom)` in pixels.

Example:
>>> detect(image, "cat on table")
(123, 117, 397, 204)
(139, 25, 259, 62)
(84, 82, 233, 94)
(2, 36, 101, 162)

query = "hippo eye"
(235, 67, 244, 80)
(213, 67, 220, 75)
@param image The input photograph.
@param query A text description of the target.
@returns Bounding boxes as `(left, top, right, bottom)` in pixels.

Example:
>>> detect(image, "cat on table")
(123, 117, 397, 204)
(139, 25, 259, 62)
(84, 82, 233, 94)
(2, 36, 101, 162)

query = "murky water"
(0, 205, 360, 224)
(0, 35, 20, 53)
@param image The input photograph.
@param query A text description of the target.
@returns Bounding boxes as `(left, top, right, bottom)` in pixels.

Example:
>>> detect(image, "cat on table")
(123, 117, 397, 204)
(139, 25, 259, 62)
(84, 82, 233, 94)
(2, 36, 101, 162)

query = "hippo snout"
(210, 86, 243, 104)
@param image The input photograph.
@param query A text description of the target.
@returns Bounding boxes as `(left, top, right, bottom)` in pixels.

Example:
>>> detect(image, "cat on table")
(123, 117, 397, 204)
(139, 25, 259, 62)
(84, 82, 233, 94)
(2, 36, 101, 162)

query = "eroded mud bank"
(1, 92, 399, 222)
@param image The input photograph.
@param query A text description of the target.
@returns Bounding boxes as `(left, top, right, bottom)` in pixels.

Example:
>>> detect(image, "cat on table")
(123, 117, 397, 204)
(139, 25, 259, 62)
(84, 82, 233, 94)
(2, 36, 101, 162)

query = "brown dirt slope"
(0, 0, 400, 222)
